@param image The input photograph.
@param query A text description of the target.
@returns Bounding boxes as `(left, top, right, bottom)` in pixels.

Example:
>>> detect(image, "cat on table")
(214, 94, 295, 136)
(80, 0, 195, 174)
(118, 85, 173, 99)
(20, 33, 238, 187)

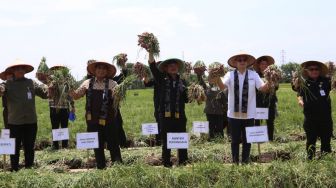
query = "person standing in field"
(143, 61, 162, 146)
(148, 52, 189, 167)
(70, 61, 122, 169)
(216, 53, 270, 164)
(253, 56, 278, 141)
(0, 71, 13, 129)
(0, 60, 48, 171)
(195, 64, 229, 140)
(48, 65, 75, 150)
(293, 61, 332, 160)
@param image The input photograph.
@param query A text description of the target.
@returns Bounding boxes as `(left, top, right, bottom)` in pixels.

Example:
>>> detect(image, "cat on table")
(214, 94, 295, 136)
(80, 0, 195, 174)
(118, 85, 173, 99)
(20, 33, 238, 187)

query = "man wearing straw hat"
(48, 65, 75, 150)
(216, 53, 270, 164)
(253, 56, 278, 141)
(294, 61, 332, 160)
(70, 61, 122, 169)
(0, 59, 48, 171)
(148, 52, 189, 167)
(0, 71, 13, 129)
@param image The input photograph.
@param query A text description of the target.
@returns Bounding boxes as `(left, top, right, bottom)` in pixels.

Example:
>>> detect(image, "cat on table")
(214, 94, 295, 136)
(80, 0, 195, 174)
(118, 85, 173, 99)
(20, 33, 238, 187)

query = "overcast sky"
(0, 0, 335, 79)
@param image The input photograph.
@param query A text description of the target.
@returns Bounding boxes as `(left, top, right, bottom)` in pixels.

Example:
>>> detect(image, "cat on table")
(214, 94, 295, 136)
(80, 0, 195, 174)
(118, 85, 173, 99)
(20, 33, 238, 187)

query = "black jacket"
(150, 63, 188, 119)
(299, 76, 332, 121)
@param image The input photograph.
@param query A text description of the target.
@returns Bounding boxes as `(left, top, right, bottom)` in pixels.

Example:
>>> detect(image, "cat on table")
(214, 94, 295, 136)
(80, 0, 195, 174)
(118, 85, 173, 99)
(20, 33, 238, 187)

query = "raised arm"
(217, 72, 229, 91)
(113, 68, 129, 84)
(197, 74, 207, 90)
(33, 81, 48, 99)
(254, 72, 270, 93)
(148, 52, 164, 81)
(69, 79, 89, 100)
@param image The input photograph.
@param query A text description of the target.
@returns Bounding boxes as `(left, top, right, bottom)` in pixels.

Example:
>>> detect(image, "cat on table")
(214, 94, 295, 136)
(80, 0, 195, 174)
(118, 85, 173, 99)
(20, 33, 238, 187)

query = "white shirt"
(222, 69, 264, 119)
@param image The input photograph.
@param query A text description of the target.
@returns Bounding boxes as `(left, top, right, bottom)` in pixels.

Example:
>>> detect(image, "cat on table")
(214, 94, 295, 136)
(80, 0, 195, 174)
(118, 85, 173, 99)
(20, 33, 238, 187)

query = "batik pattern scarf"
(164, 75, 183, 119)
(86, 78, 110, 126)
(234, 70, 249, 118)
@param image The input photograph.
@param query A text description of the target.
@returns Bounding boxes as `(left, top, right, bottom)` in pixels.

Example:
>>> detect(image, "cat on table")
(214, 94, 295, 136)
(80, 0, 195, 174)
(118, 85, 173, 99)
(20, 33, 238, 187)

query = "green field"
(1, 83, 336, 188)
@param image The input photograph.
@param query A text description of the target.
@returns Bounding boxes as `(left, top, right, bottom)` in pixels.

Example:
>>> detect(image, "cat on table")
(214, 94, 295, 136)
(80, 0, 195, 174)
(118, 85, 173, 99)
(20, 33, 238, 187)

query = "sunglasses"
(236, 58, 247, 62)
(307, 68, 320, 71)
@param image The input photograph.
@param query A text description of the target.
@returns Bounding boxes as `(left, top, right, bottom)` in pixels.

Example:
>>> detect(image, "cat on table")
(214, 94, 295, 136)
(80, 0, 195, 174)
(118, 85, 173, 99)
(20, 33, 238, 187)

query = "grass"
(0, 83, 336, 187)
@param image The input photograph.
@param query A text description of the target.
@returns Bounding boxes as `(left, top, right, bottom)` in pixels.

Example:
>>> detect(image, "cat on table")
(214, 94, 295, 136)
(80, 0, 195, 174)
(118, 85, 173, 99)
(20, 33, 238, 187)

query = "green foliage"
(37, 56, 49, 74)
(280, 62, 300, 83)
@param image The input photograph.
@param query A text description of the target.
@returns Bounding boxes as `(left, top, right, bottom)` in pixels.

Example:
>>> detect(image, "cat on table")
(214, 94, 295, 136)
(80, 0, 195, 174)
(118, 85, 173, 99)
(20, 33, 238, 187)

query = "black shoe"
(96, 165, 106, 170)
(10, 168, 19, 172)
(163, 162, 172, 168)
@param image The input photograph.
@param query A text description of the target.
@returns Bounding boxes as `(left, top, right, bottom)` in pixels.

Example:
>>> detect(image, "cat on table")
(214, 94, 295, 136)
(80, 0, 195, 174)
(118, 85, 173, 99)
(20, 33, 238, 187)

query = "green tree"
(280, 62, 300, 83)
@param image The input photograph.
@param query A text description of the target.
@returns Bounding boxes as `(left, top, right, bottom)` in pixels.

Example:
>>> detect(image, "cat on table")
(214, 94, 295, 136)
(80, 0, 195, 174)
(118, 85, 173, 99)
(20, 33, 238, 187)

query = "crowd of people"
(0, 49, 333, 171)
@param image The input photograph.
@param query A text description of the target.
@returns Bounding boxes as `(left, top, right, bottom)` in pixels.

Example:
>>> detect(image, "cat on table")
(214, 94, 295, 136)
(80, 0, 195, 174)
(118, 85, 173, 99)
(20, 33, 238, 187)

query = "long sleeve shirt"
(0, 78, 48, 125)
(149, 62, 188, 119)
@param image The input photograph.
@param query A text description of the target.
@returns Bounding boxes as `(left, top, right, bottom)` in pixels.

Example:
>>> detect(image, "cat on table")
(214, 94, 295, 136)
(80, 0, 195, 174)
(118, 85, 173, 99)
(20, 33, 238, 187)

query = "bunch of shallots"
(188, 83, 206, 105)
(184, 62, 192, 75)
(193, 60, 206, 75)
(49, 67, 79, 107)
(208, 62, 227, 80)
(264, 65, 282, 94)
(112, 75, 136, 113)
(132, 62, 151, 79)
(36, 57, 49, 83)
(181, 62, 192, 80)
(137, 32, 160, 57)
(113, 53, 128, 68)
(291, 67, 316, 100)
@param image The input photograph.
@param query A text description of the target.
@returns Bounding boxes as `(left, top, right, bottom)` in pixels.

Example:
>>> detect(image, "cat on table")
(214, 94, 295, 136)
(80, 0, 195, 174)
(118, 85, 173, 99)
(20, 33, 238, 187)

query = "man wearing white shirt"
(217, 53, 269, 164)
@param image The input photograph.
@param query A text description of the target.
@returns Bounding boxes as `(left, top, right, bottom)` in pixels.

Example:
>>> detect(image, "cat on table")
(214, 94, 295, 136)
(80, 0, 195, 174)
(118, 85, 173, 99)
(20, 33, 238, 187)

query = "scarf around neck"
(234, 70, 249, 118)
(86, 78, 110, 126)
(164, 74, 183, 119)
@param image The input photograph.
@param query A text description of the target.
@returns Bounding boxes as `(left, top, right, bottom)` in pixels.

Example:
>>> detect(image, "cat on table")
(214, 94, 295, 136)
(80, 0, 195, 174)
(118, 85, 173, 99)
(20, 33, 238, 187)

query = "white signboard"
(76, 132, 99, 149)
(255, 108, 269, 120)
(246, 126, 269, 143)
(142, 123, 159, 135)
(52, 128, 70, 141)
(167, 133, 189, 149)
(192, 121, 209, 133)
(0, 138, 15, 155)
(1, 129, 10, 139)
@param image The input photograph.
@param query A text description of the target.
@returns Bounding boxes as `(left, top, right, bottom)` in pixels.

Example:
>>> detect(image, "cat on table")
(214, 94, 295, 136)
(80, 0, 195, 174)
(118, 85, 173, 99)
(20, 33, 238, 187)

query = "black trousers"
(161, 117, 188, 166)
(154, 111, 162, 145)
(255, 106, 276, 141)
(9, 123, 37, 171)
(224, 115, 231, 136)
(50, 108, 69, 149)
(206, 114, 224, 139)
(228, 118, 254, 164)
(87, 123, 122, 169)
(255, 118, 275, 141)
(304, 118, 332, 160)
(3, 107, 8, 129)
